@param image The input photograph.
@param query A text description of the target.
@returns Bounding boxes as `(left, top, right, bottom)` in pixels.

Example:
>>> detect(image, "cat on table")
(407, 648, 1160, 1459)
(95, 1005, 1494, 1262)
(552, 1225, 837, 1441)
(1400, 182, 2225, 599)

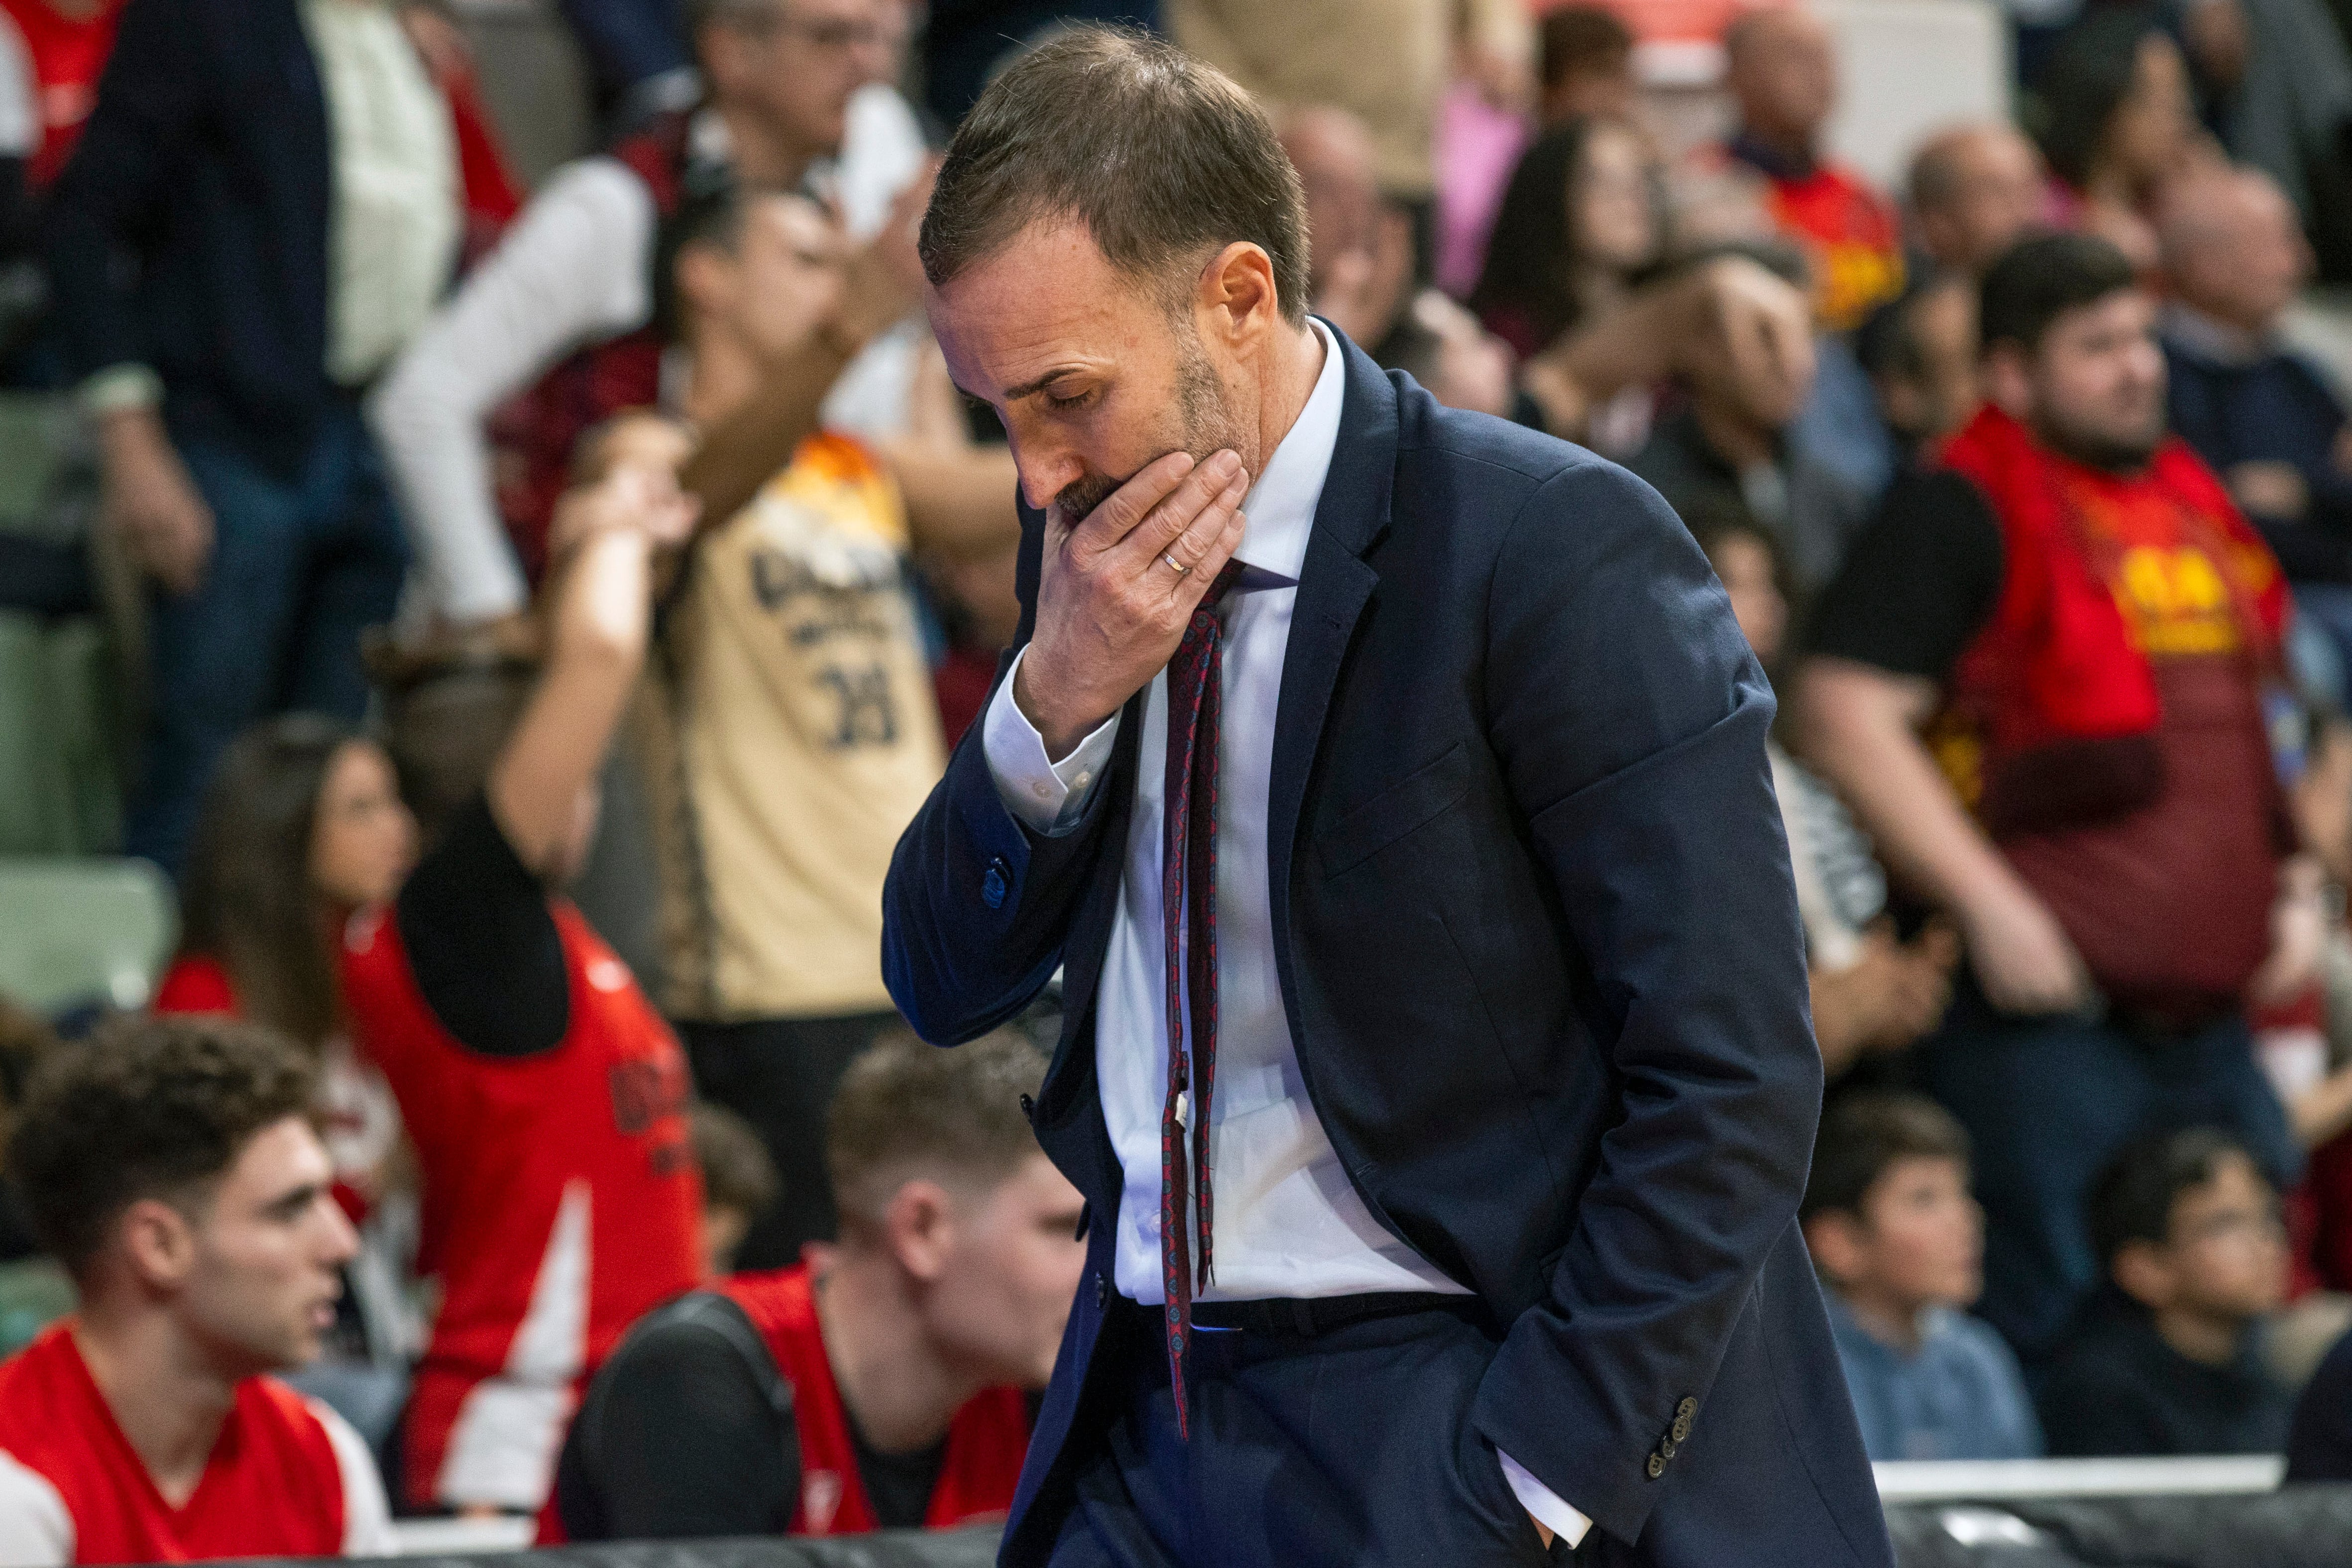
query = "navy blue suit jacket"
(883, 333, 1890, 1567)
(45, 0, 337, 474)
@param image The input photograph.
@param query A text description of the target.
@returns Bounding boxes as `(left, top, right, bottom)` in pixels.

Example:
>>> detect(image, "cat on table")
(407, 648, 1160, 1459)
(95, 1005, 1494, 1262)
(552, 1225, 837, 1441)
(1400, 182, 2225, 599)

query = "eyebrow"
(996, 367, 1087, 404)
(262, 1181, 328, 1219)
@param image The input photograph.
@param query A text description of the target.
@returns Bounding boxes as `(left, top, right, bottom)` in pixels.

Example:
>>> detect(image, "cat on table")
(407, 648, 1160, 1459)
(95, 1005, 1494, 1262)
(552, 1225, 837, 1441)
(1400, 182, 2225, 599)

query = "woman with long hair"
(2035, 5, 2214, 272)
(163, 715, 417, 1044)
(1471, 114, 1665, 363)
(155, 714, 421, 1445)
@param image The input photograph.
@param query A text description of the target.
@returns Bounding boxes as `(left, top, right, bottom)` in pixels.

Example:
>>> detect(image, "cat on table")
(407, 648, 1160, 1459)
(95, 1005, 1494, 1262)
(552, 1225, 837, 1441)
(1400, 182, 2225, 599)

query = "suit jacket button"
(1677, 1397, 1698, 1421)
(1672, 1415, 1692, 1443)
(1659, 1436, 1678, 1461)
(1646, 1453, 1666, 1480)
(982, 860, 1009, 909)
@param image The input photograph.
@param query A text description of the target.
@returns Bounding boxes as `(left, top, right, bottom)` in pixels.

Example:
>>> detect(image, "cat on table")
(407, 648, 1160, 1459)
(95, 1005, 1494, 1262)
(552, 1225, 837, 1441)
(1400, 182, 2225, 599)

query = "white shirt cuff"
(982, 647, 1121, 835)
(1499, 1450, 1592, 1549)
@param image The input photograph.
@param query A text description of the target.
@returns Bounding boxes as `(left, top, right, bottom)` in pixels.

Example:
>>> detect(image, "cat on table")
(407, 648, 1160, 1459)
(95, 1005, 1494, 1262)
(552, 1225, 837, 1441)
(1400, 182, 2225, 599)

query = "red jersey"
(1934, 406, 2289, 1015)
(0, 0, 121, 188)
(340, 899, 699, 1511)
(0, 1322, 389, 1564)
(726, 1266, 1029, 1536)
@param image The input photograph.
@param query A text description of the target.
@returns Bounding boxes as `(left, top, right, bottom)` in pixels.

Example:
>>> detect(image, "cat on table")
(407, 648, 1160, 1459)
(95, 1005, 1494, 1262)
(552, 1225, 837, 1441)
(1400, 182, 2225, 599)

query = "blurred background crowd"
(11, 0, 2352, 1546)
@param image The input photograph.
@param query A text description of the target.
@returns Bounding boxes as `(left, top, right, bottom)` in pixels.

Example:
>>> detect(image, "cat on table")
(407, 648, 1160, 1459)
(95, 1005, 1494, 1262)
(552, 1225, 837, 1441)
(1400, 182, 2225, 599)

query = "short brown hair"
(692, 1101, 780, 1221)
(1802, 1093, 1971, 1224)
(826, 1028, 1048, 1230)
(5, 1015, 317, 1277)
(919, 26, 1310, 326)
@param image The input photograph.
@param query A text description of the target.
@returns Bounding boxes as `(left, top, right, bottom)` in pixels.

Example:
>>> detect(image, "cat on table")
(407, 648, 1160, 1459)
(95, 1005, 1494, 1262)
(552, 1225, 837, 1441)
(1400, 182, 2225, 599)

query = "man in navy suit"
(885, 28, 1888, 1568)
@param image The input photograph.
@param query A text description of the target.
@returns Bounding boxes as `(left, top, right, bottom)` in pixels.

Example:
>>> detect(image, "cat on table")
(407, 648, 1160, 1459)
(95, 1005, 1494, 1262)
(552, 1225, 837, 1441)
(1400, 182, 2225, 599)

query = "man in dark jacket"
(886, 28, 1884, 1568)
(46, 0, 461, 874)
(2159, 166, 2352, 685)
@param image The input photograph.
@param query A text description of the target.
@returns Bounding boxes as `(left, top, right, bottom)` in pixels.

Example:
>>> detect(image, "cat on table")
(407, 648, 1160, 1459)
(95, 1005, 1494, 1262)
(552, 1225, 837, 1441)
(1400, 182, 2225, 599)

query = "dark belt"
(1117, 1290, 1477, 1338)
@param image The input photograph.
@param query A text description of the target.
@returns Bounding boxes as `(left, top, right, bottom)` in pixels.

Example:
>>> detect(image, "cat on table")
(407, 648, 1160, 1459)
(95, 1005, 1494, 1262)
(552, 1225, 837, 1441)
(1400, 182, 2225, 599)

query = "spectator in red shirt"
(1718, 6, 1904, 332)
(1795, 232, 2301, 1365)
(545, 1028, 1082, 1542)
(350, 453, 706, 1515)
(0, 1014, 392, 1563)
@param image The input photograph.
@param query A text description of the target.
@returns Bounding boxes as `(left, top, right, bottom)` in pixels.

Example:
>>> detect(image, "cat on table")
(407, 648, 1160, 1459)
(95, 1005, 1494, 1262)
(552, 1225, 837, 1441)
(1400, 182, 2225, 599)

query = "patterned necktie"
(1160, 559, 1245, 1441)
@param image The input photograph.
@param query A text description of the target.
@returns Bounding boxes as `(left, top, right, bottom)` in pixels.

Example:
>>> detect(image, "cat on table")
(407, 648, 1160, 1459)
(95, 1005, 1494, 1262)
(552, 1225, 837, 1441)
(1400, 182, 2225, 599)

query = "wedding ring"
(1162, 553, 1192, 576)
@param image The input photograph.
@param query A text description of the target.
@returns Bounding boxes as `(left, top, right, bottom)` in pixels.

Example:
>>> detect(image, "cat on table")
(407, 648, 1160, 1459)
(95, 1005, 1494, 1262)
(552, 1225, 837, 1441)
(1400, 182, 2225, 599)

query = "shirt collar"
(2159, 300, 2276, 367)
(1230, 319, 1345, 588)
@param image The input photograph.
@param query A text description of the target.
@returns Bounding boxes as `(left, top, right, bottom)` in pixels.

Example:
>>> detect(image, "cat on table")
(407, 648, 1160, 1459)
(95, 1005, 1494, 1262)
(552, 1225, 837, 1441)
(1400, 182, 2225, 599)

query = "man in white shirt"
(368, 0, 924, 633)
(886, 28, 1887, 1568)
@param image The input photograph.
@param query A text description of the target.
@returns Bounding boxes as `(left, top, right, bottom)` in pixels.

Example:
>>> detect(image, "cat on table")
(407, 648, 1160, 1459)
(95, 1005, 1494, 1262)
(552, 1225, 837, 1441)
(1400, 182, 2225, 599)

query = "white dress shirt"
(981, 321, 1589, 1548)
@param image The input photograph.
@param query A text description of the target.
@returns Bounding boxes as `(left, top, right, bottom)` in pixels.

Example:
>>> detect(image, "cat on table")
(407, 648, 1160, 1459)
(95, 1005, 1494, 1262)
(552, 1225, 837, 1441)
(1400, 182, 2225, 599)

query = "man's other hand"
(99, 407, 215, 596)
(1013, 449, 1248, 759)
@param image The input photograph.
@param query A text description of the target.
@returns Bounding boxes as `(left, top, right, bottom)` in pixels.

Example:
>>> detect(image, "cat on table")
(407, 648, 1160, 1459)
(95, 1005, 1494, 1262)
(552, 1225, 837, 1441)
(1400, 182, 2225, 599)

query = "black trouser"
(1046, 1294, 1574, 1568)
(678, 1009, 902, 1270)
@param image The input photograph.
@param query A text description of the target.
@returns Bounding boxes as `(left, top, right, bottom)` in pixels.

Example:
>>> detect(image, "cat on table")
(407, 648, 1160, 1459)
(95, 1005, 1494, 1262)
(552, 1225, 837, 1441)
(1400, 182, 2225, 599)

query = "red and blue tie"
(1160, 560, 1244, 1440)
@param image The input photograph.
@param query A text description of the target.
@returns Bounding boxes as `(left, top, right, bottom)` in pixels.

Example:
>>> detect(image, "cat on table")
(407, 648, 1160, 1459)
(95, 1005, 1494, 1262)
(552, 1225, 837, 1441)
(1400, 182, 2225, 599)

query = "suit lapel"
(1265, 335, 1399, 961)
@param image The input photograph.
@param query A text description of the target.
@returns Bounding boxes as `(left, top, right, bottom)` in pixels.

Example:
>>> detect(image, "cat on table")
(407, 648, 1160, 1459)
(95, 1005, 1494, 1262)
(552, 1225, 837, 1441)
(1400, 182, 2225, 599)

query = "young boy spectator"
(1796, 233, 2301, 1367)
(1715, 6, 1904, 332)
(0, 1015, 392, 1562)
(543, 1029, 1084, 1542)
(691, 1103, 780, 1280)
(1801, 1094, 2041, 1460)
(345, 455, 704, 1515)
(2040, 1128, 2292, 1455)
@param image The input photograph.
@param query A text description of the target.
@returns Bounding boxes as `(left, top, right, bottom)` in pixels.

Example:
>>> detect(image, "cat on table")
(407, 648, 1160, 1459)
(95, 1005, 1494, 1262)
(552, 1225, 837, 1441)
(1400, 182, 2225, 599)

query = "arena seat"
(0, 856, 175, 1013)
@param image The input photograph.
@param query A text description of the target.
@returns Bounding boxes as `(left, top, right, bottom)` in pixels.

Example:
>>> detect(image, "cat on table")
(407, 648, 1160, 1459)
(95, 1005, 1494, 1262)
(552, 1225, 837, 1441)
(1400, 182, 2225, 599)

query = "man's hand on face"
(1012, 449, 1250, 760)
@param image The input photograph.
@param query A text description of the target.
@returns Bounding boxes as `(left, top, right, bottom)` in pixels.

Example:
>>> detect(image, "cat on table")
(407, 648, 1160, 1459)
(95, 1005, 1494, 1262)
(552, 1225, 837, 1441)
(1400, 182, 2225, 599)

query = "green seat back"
(0, 857, 175, 1013)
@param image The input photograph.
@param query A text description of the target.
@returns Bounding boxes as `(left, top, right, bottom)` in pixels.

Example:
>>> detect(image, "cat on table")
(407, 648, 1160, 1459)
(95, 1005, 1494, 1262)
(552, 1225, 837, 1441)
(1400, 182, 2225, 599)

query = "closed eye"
(1043, 387, 1097, 413)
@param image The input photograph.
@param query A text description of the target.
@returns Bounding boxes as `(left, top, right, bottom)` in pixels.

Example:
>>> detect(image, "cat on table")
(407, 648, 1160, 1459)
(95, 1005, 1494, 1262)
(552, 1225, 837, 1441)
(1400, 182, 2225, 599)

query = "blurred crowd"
(14, 0, 2352, 1552)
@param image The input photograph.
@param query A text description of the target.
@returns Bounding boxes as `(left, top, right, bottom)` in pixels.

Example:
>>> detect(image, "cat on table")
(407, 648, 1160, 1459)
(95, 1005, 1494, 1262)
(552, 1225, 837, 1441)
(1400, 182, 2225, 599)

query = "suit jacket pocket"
(1318, 742, 1470, 879)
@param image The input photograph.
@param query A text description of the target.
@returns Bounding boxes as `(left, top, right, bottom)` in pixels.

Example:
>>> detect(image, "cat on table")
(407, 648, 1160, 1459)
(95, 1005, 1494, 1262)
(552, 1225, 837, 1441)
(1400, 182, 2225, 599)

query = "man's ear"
(1804, 1211, 1870, 1286)
(1980, 341, 2034, 420)
(882, 1178, 957, 1285)
(1197, 240, 1284, 355)
(118, 1197, 198, 1295)
(2112, 1239, 2176, 1311)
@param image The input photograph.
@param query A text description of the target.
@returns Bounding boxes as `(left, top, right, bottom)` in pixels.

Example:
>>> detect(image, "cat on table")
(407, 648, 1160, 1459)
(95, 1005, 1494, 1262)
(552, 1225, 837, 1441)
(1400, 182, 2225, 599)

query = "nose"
(1010, 432, 1084, 513)
(321, 1197, 360, 1267)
